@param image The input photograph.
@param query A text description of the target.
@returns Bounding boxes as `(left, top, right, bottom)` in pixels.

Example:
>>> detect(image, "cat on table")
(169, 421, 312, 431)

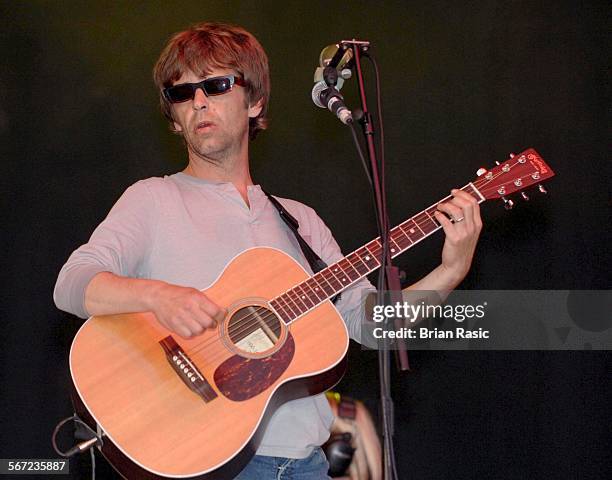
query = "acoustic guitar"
(69, 148, 554, 479)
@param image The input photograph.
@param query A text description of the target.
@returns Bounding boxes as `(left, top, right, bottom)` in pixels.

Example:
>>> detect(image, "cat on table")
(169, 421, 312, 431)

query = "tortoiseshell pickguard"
(214, 334, 295, 401)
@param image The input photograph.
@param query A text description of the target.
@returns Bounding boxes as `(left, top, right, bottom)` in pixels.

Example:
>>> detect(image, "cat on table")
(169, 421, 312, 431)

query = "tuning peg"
(501, 196, 514, 210)
(521, 192, 529, 201)
(476, 168, 487, 177)
(538, 184, 548, 194)
(508, 153, 515, 159)
(495, 161, 500, 165)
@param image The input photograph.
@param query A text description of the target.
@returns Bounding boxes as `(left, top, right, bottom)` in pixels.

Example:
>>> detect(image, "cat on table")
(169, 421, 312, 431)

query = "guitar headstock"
(473, 149, 555, 205)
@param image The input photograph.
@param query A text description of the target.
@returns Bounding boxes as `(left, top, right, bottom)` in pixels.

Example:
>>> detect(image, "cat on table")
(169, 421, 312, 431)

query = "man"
(54, 22, 481, 479)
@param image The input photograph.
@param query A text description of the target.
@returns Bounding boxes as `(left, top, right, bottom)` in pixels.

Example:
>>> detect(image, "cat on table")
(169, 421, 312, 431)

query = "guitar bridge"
(159, 336, 217, 402)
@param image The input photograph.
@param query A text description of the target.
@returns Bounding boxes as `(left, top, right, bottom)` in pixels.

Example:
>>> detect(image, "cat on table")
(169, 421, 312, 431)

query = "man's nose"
(192, 87, 209, 110)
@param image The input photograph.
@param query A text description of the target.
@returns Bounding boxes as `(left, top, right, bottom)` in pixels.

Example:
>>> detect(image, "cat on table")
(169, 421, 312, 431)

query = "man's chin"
(188, 144, 226, 164)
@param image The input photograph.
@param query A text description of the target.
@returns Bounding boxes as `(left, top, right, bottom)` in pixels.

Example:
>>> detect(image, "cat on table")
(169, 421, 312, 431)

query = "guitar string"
(186, 282, 340, 357)
(183, 174, 504, 357)
(185, 176, 500, 357)
(186, 210, 449, 357)
(184, 207, 441, 358)
(183, 165, 526, 357)
(188, 308, 281, 361)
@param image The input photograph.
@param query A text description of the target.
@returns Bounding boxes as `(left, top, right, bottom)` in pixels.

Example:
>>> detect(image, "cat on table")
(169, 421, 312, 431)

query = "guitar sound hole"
(227, 305, 282, 354)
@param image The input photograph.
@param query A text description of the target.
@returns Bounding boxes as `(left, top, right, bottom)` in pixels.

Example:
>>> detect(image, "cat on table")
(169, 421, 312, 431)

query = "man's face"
(170, 68, 262, 164)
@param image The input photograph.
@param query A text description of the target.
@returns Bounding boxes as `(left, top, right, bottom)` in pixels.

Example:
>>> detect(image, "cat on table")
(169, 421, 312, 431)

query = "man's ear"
(248, 97, 264, 119)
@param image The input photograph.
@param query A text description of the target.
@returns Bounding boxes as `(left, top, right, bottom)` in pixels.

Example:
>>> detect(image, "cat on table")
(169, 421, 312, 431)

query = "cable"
(349, 121, 373, 188)
(364, 54, 386, 208)
(52, 415, 78, 457)
(365, 49, 399, 480)
(90, 447, 96, 480)
(52, 414, 102, 479)
(342, 41, 401, 480)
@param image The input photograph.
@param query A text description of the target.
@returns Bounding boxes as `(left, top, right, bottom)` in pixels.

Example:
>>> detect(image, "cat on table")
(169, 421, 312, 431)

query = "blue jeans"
(234, 448, 331, 479)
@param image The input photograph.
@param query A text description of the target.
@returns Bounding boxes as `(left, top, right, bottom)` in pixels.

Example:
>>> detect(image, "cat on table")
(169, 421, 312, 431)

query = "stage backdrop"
(1, 1, 609, 479)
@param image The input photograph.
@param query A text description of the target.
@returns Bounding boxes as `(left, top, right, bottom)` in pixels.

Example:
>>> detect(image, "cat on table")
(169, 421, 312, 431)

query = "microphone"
(311, 82, 353, 125)
(312, 44, 354, 125)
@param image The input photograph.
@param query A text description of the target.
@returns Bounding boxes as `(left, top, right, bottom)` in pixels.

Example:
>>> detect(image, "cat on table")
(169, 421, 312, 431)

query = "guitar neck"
(269, 183, 485, 324)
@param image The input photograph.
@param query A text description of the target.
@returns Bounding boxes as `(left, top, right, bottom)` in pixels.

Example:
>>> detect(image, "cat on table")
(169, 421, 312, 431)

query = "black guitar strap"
(263, 190, 340, 303)
(263, 190, 328, 273)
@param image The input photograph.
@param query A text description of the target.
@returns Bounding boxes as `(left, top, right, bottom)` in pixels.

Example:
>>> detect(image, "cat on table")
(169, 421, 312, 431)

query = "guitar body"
(70, 247, 349, 479)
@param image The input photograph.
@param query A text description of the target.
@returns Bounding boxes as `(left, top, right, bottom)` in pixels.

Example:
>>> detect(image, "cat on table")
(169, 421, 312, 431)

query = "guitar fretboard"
(269, 184, 483, 324)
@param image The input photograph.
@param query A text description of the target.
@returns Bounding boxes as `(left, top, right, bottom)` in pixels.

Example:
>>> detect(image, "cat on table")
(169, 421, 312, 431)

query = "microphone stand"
(337, 39, 408, 480)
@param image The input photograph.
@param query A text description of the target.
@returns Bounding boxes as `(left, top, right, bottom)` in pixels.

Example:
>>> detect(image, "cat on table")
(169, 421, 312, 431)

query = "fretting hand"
(433, 188, 483, 283)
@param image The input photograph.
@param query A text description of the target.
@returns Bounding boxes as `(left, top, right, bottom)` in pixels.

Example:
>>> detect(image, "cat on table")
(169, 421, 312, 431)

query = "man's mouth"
(195, 121, 215, 132)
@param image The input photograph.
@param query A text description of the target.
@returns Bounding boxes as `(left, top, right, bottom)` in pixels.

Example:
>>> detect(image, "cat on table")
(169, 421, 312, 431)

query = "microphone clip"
(323, 66, 339, 87)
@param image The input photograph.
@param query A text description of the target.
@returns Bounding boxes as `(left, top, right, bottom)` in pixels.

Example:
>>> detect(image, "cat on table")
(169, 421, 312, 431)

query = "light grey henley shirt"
(54, 172, 373, 459)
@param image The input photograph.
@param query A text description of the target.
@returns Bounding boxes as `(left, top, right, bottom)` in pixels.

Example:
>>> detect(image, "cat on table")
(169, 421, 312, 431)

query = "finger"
(176, 326, 192, 339)
(193, 306, 219, 330)
(451, 189, 480, 226)
(178, 314, 207, 337)
(437, 201, 465, 224)
(445, 193, 476, 230)
(152, 309, 196, 338)
(171, 293, 212, 333)
(196, 294, 225, 326)
(174, 320, 200, 339)
(450, 188, 477, 203)
(471, 196, 483, 229)
(433, 210, 456, 238)
(451, 189, 477, 223)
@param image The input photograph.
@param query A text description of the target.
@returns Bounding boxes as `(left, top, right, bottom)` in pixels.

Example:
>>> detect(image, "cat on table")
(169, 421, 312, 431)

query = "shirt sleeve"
(305, 210, 376, 345)
(53, 180, 159, 318)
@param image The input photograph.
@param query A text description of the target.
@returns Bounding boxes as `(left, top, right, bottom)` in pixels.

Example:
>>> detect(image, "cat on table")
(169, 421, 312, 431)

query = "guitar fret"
(344, 256, 366, 278)
(365, 240, 382, 260)
(294, 284, 316, 309)
(370, 243, 384, 262)
(404, 219, 425, 242)
(314, 272, 336, 297)
(462, 184, 479, 200)
(269, 299, 292, 323)
(278, 293, 297, 318)
(348, 251, 370, 275)
(285, 289, 306, 317)
(391, 228, 412, 250)
(277, 294, 300, 319)
(393, 225, 412, 242)
(414, 218, 426, 235)
(304, 277, 327, 302)
(285, 289, 307, 315)
(317, 269, 336, 297)
(397, 224, 415, 247)
(272, 296, 292, 318)
(414, 211, 438, 234)
(425, 207, 441, 227)
(325, 266, 345, 290)
(357, 247, 379, 271)
(337, 258, 361, 282)
(389, 236, 401, 255)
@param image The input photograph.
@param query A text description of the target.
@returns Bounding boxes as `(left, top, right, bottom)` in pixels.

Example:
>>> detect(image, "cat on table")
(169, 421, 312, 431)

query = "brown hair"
(153, 22, 270, 140)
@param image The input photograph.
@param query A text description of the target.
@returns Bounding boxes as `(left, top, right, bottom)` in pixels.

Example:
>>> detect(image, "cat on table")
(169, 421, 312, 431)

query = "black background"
(1, 1, 610, 479)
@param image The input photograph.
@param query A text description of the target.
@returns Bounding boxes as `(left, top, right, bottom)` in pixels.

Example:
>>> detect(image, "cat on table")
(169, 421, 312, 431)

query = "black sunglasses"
(163, 75, 246, 103)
